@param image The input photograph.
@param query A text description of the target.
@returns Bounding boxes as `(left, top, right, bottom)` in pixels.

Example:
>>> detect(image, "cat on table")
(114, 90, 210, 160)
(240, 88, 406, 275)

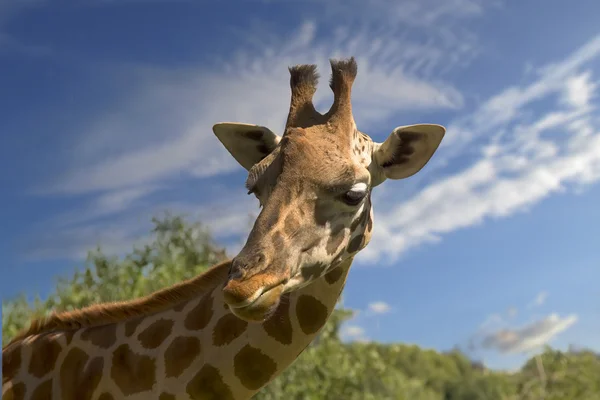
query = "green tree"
(517, 347, 600, 400)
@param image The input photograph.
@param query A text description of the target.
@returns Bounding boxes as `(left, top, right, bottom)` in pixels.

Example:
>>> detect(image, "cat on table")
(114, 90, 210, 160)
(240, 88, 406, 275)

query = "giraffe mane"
(4, 259, 231, 349)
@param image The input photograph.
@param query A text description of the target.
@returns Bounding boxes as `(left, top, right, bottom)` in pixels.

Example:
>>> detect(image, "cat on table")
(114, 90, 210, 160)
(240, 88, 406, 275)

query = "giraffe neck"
(2, 258, 353, 400)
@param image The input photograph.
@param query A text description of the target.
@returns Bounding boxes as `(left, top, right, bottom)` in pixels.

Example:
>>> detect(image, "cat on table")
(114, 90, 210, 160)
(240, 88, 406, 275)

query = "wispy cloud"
(341, 324, 369, 342)
(361, 35, 600, 263)
(528, 291, 548, 309)
(470, 291, 577, 355)
(0, 0, 44, 24)
(26, 6, 485, 260)
(368, 301, 392, 314)
(50, 186, 161, 228)
(479, 313, 578, 354)
(28, 30, 600, 264)
(23, 189, 256, 261)
(0, 0, 52, 56)
(22, 221, 152, 261)
(43, 18, 466, 197)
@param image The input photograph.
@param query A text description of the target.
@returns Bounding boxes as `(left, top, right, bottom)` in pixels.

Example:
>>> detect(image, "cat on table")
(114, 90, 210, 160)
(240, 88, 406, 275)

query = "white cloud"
(360, 35, 600, 263)
(479, 313, 578, 354)
(28, 4, 600, 270)
(35, 32, 600, 264)
(44, 11, 472, 196)
(528, 291, 548, 309)
(24, 191, 256, 261)
(94, 186, 156, 214)
(344, 325, 366, 337)
(22, 222, 152, 261)
(341, 325, 369, 342)
(479, 313, 504, 331)
(563, 71, 597, 108)
(471, 293, 577, 356)
(438, 36, 600, 156)
(51, 186, 160, 228)
(368, 301, 392, 314)
(28, 5, 485, 260)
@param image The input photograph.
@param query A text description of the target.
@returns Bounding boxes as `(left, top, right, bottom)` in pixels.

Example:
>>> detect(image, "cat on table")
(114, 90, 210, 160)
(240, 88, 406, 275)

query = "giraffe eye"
(341, 188, 367, 206)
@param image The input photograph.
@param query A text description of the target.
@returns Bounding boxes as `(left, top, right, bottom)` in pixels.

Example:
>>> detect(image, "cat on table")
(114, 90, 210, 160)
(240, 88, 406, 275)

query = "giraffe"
(2, 57, 445, 400)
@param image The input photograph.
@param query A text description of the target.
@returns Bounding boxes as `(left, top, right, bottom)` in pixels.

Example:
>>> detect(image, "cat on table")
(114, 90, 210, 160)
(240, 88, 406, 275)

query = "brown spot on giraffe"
(30, 379, 52, 400)
(137, 318, 174, 349)
(164, 336, 201, 378)
(184, 292, 214, 331)
(111, 344, 156, 396)
(173, 300, 188, 312)
(2, 344, 21, 384)
(80, 323, 117, 349)
(124, 317, 144, 337)
(60, 348, 104, 400)
(28, 334, 63, 378)
(59, 347, 88, 398)
(301, 262, 327, 281)
(296, 295, 328, 335)
(186, 364, 234, 400)
(324, 265, 344, 285)
(326, 225, 345, 255)
(78, 357, 104, 400)
(350, 210, 365, 231)
(271, 231, 285, 251)
(3, 382, 26, 400)
(347, 234, 364, 254)
(234, 344, 278, 390)
(63, 330, 75, 345)
(262, 293, 293, 345)
(213, 314, 248, 346)
(283, 213, 300, 237)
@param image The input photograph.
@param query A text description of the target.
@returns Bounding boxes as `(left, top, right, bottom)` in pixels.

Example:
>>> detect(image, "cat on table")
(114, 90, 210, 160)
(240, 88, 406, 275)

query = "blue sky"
(1, 0, 600, 370)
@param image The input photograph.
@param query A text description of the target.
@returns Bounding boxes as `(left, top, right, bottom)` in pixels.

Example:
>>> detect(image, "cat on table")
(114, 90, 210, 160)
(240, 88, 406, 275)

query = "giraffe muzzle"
(222, 272, 287, 322)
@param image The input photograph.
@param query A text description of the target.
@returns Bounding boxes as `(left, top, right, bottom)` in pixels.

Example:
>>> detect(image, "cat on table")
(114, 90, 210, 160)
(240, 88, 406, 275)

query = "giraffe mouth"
(224, 280, 287, 322)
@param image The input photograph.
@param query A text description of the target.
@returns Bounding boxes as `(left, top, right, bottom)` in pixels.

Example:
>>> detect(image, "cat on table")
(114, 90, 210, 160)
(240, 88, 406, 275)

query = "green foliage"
(515, 347, 600, 400)
(3, 214, 599, 399)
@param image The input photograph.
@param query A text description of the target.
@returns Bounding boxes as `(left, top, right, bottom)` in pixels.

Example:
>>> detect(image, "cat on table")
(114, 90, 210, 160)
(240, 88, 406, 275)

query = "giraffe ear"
(213, 123, 282, 171)
(371, 124, 445, 185)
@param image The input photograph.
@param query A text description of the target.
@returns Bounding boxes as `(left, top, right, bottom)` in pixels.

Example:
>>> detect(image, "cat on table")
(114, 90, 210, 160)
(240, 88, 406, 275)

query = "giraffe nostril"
(229, 251, 268, 281)
(229, 270, 244, 281)
(229, 259, 247, 280)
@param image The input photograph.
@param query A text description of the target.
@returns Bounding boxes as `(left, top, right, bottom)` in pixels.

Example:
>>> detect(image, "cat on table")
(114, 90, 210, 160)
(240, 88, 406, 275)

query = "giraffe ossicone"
(2, 57, 445, 400)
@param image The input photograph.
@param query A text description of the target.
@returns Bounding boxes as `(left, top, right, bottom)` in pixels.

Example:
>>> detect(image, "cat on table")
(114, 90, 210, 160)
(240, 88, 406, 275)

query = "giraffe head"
(214, 57, 445, 322)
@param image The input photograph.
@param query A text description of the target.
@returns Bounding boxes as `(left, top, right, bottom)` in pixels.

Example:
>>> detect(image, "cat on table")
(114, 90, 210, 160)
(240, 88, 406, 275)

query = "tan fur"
(4, 260, 230, 348)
